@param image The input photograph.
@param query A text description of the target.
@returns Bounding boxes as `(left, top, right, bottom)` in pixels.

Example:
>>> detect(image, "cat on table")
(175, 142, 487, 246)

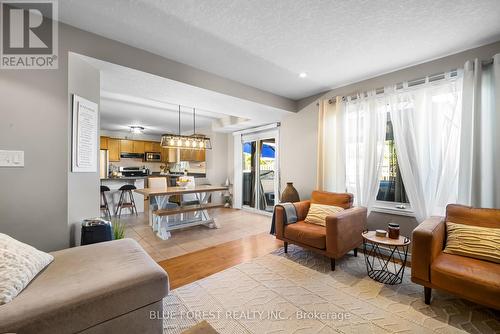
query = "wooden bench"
(153, 203, 225, 217)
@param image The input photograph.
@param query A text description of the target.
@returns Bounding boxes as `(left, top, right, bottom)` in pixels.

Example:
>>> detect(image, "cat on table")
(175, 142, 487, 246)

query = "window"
(376, 113, 409, 207)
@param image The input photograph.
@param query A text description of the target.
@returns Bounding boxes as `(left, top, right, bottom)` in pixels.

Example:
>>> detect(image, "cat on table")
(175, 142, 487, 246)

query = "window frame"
(372, 200, 415, 217)
(374, 112, 411, 215)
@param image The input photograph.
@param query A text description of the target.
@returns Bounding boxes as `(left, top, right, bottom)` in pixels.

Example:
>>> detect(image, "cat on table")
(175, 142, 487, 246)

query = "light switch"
(0, 150, 24, 167)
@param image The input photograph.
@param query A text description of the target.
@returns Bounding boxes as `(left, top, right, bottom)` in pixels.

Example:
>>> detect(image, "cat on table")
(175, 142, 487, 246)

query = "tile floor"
(117, 208, 271, 262)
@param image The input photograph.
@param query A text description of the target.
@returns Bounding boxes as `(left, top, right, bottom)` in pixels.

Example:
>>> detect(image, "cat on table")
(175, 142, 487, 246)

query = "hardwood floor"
(158, 232, 283, 290)
(119, 208, 271, 262)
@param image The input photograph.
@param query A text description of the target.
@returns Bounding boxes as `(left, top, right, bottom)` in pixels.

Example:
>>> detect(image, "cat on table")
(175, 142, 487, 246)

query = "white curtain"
(458, 54, 500, 208)
(344, 92, 387, 210)
(317, 97, 346, 192)
(389, 75, 463, 222)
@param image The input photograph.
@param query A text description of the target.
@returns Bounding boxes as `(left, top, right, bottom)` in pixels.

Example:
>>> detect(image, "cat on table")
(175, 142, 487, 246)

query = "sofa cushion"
(0, 238, 169, 334)
(444, 222, 500, 263)
(431, 253, 500, 308)
(0, 233, 54, 305)
(285, 221, 326, 249)
(305, 203, 344, 226)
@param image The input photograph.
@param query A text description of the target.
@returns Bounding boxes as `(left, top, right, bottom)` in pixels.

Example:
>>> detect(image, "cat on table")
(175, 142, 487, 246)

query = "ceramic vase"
(281, 182, 300, 203)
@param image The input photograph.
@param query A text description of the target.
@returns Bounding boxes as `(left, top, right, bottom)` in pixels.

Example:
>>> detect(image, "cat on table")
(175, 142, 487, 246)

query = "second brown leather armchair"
(274, 190, 367, 270)
(412, 204, 500, 309)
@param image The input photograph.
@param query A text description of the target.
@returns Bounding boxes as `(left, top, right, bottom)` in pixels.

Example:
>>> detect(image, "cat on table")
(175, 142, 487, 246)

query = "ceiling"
(61, 1, 500, 100)
(81, 55, 290, 135)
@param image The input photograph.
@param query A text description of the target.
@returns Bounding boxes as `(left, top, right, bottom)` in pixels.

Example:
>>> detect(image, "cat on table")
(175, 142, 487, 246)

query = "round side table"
(362, 230, 411, 285)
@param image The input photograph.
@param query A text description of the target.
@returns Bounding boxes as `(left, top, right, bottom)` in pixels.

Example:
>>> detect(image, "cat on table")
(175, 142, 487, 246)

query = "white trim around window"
(371, 200, 415, 217)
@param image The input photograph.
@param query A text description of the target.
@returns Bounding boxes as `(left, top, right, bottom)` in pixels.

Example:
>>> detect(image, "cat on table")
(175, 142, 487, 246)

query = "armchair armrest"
(325, 207, 367, 257)
(274, 200, 310, 238)
(411, 216, 445, 284)
(293, 200, 311, 221)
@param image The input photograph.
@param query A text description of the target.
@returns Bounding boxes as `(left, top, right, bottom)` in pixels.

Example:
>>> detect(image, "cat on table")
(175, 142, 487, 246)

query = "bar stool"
(100, 186, 111, 218)
(115, 184, 138, 218)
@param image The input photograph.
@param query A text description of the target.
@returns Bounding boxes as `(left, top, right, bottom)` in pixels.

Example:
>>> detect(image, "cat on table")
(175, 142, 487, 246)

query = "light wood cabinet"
(161, 147, 177, 163)
(133, 141, 145, 154)
(152, 142, 161, 152)
(144, 141, 161, 152)
(144, 141, 154, 152)
(108, 138, 121, 161)
(120, 140, 134, 153)
(100, 136, 109, 150)
(180, 149, 206, 162)
(107, 138, 163, 160)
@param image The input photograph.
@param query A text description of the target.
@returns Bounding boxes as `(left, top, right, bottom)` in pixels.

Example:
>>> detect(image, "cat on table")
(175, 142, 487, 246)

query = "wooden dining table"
(135, 185, 228, 239)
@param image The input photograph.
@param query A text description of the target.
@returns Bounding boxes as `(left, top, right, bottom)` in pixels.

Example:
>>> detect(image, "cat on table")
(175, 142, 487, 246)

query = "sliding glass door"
(241, 133, 278, 213)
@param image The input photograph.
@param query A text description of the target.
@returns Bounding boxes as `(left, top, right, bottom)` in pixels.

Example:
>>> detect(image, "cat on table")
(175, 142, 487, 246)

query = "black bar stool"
(115, 184, 138, 218)
(100, 186, 111, 218)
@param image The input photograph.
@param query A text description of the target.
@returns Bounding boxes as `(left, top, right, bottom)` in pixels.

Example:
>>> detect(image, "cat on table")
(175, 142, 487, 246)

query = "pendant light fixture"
(160, 105, 212, 150)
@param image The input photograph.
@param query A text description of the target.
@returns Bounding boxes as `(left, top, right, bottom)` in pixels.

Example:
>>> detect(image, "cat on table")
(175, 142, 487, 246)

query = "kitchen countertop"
(150, 173, 207, 178)
(101, 173, 206, 181)
(100, 177, 147, 180)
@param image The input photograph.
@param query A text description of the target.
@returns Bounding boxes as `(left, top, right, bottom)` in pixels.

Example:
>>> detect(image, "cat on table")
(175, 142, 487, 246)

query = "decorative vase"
(281, 182, 300, 203)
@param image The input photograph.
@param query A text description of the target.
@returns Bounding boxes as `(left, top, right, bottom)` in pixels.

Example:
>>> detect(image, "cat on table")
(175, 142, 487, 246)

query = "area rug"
(163, 245, 500, 333)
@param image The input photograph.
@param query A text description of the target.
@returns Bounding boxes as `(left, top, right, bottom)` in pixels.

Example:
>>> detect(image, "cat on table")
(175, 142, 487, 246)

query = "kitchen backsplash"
(168, 161, 206, 174)
(109, 158, 161, 172)
(112, 158, 206, 174)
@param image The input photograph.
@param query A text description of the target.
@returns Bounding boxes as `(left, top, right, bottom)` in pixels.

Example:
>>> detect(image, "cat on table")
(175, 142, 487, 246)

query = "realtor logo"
(1, 0, 58, 69)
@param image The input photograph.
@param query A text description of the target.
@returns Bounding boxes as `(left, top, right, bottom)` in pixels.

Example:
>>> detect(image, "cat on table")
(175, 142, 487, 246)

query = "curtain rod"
(316, 56, 495, 106)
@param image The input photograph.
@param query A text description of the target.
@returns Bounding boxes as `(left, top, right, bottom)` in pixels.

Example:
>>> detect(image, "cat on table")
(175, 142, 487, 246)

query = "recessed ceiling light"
(299, 72, 307, 78)
(130, 125, 144, 134)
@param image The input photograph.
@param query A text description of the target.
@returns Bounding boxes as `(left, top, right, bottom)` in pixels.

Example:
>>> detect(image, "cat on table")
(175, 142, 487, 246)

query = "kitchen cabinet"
(100, 136, 109, 149)
(161, 147, 177, 163)
(152, 142, 161, 152)
(108, 138, 121, 161)
(133, 141, 145, 154)
(120, 139, 134, 153)
(144, 141, 154, 152)
(180, 149, 205, 162)
(144, 141, 161, 152)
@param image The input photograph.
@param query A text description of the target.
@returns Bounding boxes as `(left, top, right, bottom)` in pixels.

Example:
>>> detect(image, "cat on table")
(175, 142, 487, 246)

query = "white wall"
(205, 130, 229, 186)
(226, 133, 234, 185)
(279, 103, 318, 200)
(99, 129, 161, 142)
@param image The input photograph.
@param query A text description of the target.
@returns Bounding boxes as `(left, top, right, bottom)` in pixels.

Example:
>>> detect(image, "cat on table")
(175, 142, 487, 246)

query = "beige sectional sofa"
(0, 239, 169, 334)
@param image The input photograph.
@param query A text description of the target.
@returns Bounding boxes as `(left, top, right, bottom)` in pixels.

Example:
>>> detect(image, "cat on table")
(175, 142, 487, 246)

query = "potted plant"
(111, 219, 126, 240)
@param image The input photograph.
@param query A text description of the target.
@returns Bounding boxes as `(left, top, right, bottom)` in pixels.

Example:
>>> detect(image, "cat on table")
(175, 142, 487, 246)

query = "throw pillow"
(0, 233, 54, 305)
(443, 222, 500, 264)
(305, 203, 344, 226)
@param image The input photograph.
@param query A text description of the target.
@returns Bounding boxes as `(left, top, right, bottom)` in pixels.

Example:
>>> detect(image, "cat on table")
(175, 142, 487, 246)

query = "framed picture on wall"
(71, 94, 98, 172)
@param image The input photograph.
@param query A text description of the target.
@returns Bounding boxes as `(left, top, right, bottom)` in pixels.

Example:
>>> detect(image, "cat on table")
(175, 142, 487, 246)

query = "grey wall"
(67, 53, 101, 247)
(0, 57, 68, 251)
(0, 22, 294, 251)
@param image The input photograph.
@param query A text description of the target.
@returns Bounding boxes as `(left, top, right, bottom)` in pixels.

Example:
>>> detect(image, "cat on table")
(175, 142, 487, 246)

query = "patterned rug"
(163, 245, 500, 333)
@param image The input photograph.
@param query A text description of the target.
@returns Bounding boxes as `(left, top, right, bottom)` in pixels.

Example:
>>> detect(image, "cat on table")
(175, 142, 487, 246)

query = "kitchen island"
(100, 177, 146, 214)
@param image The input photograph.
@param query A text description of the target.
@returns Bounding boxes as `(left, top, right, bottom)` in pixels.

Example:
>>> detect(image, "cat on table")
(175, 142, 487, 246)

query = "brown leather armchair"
(412, 204, 500, 309)
(274, 190, 367, 270)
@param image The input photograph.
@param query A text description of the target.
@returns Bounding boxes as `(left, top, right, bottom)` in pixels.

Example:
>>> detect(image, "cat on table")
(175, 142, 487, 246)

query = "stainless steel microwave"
(144, 152, 161, 162)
